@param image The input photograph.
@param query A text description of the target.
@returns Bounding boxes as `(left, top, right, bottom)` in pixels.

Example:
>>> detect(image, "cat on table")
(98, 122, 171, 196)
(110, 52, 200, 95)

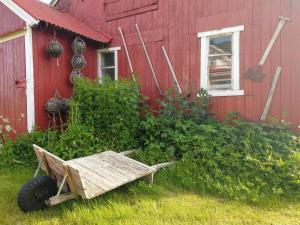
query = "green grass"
(0, 167, 299, 225)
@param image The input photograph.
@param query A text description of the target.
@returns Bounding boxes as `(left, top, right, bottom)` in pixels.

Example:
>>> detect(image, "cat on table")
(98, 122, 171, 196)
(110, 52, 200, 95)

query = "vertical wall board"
(269, 0, 282, 121)
(280, 0, 292, 122)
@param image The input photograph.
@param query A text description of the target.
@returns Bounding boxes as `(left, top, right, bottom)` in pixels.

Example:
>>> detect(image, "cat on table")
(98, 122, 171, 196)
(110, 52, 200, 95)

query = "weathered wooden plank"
(47, 193, 79, 206)
(101, 151, 154, 172)
(66, 164, 88, 198)
(71, 159, 129, 185)
(72, 156, 136, 182)
(67, 161, 115, 191)
(90, 153, 150, 178)
(260, 67, 282, 121)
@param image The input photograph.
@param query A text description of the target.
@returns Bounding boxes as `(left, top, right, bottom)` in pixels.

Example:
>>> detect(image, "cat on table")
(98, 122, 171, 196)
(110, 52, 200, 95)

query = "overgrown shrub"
(136, 92, 300, 202)
(73, 77, 141, 150)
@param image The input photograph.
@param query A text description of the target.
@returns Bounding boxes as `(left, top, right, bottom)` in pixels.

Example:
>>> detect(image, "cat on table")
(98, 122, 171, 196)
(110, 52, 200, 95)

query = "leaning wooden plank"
(119, 27, 134, 74)
(162, 46, 182, 94)
(47, 193, 78, 206)
(135, 24, 162, 95)
(260, 67, 282, 121)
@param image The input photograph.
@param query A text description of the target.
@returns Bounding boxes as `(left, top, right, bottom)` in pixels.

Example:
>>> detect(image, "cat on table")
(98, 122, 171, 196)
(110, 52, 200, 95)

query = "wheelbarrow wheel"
(17, 176, 57, 212)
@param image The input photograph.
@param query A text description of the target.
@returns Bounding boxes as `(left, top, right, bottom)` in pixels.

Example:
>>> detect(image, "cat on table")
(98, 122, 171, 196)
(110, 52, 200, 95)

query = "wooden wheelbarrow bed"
(25, 145, 173, 208)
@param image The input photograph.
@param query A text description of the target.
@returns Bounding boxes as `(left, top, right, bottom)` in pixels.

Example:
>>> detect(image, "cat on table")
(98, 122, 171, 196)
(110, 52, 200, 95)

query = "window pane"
(102, 68, 115, 80)
(209, 35, 232, 55)
(208, 55, 232, 90)
(101, 52, 115, 67)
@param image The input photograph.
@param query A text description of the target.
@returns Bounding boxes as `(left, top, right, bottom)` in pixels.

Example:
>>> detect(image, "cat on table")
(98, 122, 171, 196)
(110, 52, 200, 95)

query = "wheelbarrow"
(17, 145, 173, 212)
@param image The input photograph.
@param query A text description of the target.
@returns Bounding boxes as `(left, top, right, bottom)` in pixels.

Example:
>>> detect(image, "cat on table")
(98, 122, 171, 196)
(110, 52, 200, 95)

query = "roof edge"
(0, 0, 39, 26)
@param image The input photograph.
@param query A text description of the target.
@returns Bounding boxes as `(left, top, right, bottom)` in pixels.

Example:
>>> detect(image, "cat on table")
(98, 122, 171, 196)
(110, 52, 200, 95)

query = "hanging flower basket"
(71, 54, 87, 69)
(72, 36, 86, 54)
(47, 39, 63, 58)
(58, 98, 70, 114)
(69, 69, 83, 85)
(45, 92, 61, 116)
(45, 91, 70, 115)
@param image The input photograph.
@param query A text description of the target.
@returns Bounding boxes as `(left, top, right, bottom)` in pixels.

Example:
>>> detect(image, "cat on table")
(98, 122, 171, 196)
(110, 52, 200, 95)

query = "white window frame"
(97, 47, 121, 81)
(198, 25, 245, 97)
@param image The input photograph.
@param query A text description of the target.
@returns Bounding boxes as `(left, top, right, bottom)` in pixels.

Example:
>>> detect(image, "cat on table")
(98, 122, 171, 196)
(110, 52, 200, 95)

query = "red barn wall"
(57, 0, 300, 128)
(0, 2, 25, 36)
(0, 2, 27, 134)
(32, 26, 98, 129)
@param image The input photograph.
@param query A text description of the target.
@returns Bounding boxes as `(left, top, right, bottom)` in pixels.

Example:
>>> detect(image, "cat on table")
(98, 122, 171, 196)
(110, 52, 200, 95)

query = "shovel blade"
(246, 65, 265, 81)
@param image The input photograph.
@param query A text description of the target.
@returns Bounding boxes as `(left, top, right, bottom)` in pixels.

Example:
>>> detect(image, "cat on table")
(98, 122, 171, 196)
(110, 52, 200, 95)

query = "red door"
(0, 36, 27, 135)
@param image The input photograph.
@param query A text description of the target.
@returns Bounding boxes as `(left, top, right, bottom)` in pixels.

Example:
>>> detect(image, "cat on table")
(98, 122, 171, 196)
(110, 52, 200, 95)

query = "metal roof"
(13, 0, 112, 43)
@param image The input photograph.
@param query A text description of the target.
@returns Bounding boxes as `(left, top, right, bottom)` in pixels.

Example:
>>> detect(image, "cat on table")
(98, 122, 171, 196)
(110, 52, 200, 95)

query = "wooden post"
(260, 67, 282, 121)
(135, 24, 162, 96)
(162, 46, 182, 94)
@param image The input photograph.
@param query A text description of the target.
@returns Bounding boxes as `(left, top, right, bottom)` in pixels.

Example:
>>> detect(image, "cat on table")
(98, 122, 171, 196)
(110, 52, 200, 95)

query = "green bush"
(73, 77, 141, 150)
(137, 102, 300, 202)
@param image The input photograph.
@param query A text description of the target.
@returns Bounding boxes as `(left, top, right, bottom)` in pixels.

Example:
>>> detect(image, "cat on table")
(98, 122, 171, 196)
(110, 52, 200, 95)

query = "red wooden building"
(0, 0, 300, 134)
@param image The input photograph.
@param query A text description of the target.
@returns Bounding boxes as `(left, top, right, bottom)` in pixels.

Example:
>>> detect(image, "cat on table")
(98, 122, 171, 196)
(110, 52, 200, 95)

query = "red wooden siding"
(32, 26, 98, 129)
(0, 36, 27, 134)
(62, 0, 300, 129)
(0, 2, 25, 36)
(0, 2, 27, 134)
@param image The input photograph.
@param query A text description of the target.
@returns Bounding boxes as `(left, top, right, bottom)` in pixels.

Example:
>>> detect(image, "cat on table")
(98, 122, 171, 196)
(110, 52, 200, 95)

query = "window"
(98, 47, 121, 81)
(198, 26, 244, 97)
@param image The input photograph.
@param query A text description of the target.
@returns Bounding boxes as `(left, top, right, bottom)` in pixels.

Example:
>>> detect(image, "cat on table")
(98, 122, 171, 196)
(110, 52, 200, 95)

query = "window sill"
(207, 90, 245, 97)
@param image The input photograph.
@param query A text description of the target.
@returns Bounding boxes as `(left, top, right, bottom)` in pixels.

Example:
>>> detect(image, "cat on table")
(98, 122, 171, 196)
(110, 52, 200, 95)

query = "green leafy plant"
(72, 77, 141, 150)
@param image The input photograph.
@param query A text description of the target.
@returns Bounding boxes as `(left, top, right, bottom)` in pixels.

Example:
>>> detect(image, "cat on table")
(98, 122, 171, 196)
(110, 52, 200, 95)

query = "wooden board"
(67, 151, 155, 199)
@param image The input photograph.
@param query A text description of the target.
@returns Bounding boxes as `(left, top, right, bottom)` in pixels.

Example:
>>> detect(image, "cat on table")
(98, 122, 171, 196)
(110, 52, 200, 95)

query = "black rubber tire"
(17, 176, 57, 212)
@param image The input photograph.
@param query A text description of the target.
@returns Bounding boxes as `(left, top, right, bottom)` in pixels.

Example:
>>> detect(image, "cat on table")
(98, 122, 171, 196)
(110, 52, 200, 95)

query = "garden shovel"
(246, 16, 290, 81)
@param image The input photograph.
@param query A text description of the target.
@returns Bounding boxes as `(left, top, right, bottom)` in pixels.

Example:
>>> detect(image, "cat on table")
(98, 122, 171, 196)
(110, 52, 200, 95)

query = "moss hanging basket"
(45, 95, 61, 116)
(71, 54, 87, 69)
(69, 70, 83, 85)
(47, 39, 63, 58)
(72, 36, 86, 54)
(45, 91, 70, 116)
(58, 98, 70, 114)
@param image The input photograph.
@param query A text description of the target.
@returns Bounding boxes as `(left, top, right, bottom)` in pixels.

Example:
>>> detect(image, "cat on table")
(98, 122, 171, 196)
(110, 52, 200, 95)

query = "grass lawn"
(0, 167, 299, 225)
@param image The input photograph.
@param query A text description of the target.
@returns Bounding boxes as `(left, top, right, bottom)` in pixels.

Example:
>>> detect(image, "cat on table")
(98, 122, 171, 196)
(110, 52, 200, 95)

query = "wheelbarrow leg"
(46, 193, 79, 206)
(144, 173, 154, 185)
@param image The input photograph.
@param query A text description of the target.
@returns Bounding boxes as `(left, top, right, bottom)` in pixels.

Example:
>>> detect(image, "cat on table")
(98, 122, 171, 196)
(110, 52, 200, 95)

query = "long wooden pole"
(162, 46, 182, 94)
(260, 66, 282, 121)
(258, 17, 290, 66)
(119, 27, 139, 93)
(118, 28, 134, 74)
(135, 24, 162, 96)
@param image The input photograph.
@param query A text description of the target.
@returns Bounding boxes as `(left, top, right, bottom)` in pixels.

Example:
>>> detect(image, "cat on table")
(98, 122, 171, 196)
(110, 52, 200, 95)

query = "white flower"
(5, 125, 12, 132)
(2, 118, 9, 123)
